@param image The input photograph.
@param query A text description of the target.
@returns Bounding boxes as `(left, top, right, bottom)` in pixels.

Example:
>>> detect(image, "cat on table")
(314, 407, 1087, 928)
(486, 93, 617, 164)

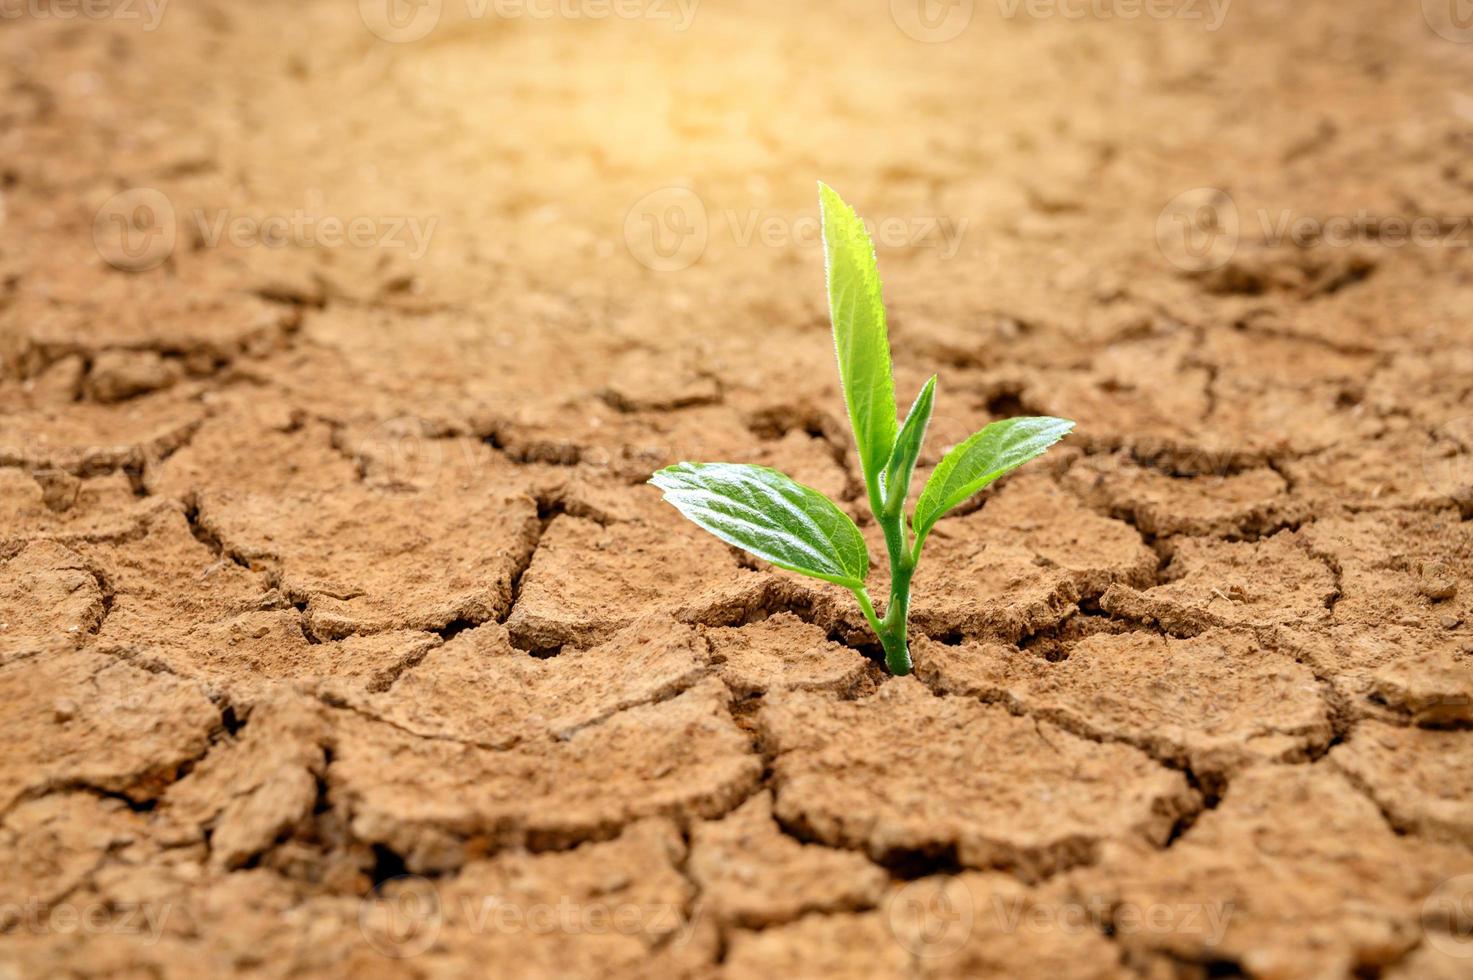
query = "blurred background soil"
(2, 1, 1473, 976)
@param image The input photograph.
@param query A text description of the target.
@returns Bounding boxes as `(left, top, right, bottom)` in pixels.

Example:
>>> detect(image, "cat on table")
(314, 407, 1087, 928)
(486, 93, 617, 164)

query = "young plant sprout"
(651, 183, 1074, 676)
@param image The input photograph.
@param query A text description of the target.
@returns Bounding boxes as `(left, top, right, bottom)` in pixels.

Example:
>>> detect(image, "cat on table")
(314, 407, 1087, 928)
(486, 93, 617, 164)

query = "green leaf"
(913, 417, 1075, 543)
(650, 462, 870, 589)
(819, 182, 898, 489)
(881, 375, 936, 515)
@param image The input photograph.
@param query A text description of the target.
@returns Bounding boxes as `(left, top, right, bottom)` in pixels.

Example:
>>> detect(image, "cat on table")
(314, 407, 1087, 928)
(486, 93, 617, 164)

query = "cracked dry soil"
(3, 2, 1473, 977)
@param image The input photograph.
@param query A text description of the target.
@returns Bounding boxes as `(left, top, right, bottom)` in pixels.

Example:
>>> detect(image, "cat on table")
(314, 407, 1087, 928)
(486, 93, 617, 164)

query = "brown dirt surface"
(759, 677, 1200, 881)
(4, 1, 1473, 977)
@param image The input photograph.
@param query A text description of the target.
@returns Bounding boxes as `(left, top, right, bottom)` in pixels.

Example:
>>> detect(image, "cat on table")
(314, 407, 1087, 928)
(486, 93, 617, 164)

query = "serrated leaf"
(881, 375, 936, 514)
(650, 462, 870, 589)
(819, 182, 898, 489)
(913, 416, 1075, 544)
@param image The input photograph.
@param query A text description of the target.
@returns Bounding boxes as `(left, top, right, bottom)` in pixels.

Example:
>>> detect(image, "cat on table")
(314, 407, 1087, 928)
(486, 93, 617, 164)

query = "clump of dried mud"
(3, 1, 1472, 977)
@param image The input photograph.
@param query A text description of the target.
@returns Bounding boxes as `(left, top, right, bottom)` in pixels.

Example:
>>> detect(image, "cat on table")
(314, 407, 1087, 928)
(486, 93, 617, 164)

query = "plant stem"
(853, 587, 884, 642)
(876, 508, 915, 676)
(862, 474, 915, 675)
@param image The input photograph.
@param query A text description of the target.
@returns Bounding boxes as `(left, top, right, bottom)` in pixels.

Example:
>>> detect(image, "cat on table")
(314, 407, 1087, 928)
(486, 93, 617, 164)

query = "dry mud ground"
(4, 0, 1473, 977)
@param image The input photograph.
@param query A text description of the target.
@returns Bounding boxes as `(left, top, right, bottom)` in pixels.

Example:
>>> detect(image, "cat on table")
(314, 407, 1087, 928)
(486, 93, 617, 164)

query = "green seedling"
(651, 183, 1073, 675)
